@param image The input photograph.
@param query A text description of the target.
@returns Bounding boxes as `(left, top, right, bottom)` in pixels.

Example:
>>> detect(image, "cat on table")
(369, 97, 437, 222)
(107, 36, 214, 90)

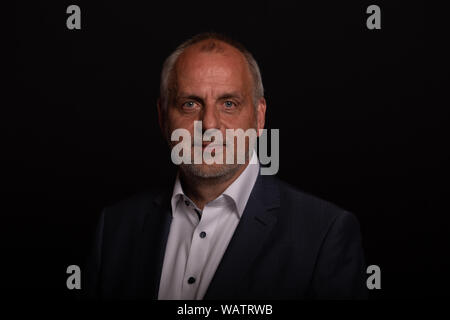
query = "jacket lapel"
(137, 188, 173, 299)
(204, 175, 280, 299)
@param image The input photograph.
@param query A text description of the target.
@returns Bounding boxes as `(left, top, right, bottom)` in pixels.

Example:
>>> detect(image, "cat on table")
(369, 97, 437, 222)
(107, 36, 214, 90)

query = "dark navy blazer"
(83, 174, 368, 299)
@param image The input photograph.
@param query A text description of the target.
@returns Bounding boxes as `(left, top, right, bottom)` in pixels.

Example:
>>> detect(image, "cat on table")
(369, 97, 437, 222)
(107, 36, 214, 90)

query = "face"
(159, 41, 266, 179)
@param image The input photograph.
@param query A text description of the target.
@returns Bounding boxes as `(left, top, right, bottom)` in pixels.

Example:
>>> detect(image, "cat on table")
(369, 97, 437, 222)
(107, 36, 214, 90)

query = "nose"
(201, 103, 220, 131)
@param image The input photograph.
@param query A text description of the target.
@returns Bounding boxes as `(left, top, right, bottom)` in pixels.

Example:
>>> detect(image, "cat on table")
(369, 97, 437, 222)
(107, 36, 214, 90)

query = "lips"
(203, 142, 224, 147)
(193, 142, 226, 148)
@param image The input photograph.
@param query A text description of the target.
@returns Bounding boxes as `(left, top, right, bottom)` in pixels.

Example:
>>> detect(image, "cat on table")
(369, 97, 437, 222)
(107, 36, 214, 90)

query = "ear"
(157, 98, 165, 137)
(256, 97, 267, 137)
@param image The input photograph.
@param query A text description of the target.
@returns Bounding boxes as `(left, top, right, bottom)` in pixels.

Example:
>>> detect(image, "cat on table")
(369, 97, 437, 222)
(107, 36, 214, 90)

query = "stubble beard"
(166, 117, 257, 182)
(180, 161, 242, 180)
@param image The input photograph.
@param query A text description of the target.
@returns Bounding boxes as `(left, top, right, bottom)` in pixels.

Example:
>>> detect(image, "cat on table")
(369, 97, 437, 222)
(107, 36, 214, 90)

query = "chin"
(181, 163, 242, 179)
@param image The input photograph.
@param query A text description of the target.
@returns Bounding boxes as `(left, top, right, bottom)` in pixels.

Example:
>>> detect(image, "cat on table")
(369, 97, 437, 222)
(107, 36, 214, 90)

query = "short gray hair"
(159, 32, 264, 112)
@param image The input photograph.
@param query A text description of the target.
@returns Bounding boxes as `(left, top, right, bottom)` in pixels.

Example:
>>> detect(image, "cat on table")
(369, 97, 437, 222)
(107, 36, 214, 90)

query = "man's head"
(158, 33, 266, 180)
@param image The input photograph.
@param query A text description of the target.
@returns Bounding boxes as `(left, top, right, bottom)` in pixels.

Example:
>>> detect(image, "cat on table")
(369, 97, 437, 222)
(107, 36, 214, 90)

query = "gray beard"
(180, 162, 242, 180)
(166, 122, 257, 180)
(179, 144, 254, 179)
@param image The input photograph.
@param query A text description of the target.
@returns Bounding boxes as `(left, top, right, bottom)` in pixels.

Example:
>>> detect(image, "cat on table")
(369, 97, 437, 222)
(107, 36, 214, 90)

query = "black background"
(10, 0, 447, 300)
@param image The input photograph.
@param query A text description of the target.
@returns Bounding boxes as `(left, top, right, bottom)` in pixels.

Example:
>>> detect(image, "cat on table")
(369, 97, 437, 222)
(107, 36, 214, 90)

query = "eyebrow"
(217, 92, 244, 101)
(176, 94, 205, 105)
(176, 92, 244, 103)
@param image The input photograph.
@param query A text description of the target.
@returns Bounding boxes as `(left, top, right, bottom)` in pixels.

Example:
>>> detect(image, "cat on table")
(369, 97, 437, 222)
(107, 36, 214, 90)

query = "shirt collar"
(222, 151, 260, 218)
(170, 151, 260, 218)
(170, 173, 186, 216)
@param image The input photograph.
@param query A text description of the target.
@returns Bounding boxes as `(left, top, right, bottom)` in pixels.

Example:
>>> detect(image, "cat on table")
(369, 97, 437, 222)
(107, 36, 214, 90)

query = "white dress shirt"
(158, 152, 260, 300)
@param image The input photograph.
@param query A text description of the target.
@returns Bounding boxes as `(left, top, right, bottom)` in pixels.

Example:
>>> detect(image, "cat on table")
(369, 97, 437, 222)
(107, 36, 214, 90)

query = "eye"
(224, 101, 236, 108)
(182, 101, 198, 109)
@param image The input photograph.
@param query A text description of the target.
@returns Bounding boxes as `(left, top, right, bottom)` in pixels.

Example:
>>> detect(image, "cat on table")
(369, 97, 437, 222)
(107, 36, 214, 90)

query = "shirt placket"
(180, 201, 221, 299)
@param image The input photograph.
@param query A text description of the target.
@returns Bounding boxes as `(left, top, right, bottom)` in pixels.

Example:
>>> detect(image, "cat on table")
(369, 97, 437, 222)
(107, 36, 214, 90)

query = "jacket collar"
(204, 174, 280, 299)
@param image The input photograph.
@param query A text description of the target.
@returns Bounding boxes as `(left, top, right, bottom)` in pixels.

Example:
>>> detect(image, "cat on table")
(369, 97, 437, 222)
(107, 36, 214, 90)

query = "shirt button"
(199, 231, 207, 238)
(187, 277, 196, 284)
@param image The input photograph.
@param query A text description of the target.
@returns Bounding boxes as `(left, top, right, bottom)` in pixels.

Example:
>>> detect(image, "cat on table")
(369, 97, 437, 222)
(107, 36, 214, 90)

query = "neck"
(179, 163, 249, 210)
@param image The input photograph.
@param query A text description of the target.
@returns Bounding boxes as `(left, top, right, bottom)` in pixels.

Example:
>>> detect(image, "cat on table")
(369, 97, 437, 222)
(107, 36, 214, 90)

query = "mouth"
(193, 142, 227, 150)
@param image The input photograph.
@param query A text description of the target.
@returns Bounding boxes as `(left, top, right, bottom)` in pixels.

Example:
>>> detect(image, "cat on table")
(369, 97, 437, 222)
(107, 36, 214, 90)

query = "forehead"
(174, 41, 252, 91)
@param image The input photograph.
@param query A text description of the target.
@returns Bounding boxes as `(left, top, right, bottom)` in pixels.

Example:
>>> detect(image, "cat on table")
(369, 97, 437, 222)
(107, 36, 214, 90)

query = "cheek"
(167, 115, 197, 140)
(167, 111, 188, 130)
(224, 108, 257, 130)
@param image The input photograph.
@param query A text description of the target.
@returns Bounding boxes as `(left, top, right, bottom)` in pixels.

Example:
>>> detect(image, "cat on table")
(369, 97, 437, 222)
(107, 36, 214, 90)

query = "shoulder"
(100, 188, 168, 230)
(279, 177, 349, 214)
(263, 175, 359, 235)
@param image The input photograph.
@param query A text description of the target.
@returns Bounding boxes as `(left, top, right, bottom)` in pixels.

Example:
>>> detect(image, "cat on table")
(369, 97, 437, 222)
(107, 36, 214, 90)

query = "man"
(84, 32, 367, 299)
